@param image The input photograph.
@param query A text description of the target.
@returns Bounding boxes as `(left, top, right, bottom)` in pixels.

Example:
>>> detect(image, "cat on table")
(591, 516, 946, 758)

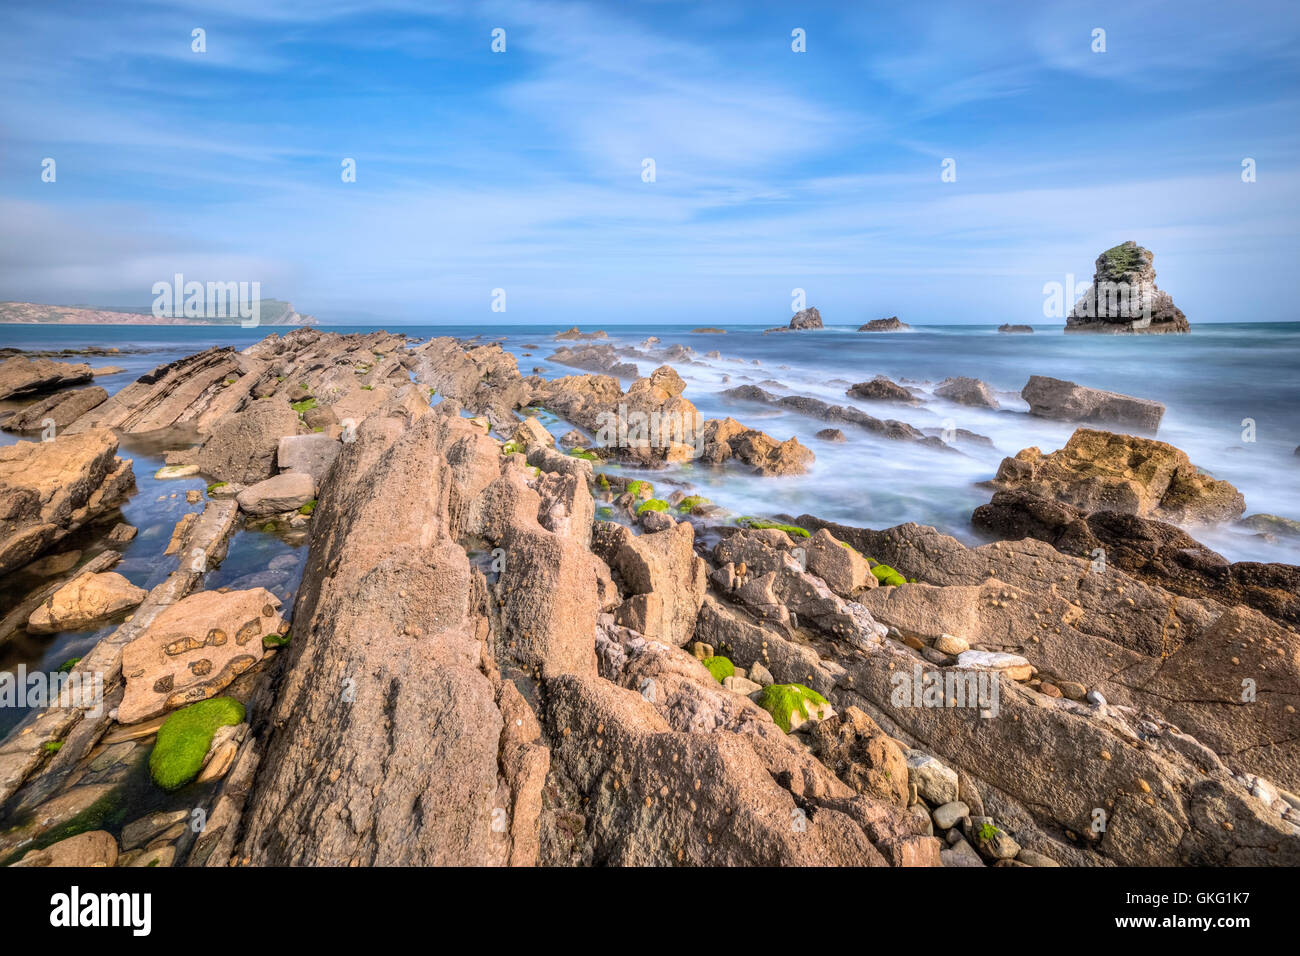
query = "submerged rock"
(847, 376, 920, 405)
(934, 376, 998, 409)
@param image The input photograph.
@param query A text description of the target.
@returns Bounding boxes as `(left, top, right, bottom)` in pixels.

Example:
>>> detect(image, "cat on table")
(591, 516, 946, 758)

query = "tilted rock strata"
(0, 429, 135, 577)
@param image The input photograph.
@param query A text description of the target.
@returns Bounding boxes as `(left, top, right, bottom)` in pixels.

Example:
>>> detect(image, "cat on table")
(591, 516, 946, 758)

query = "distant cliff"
(0, 299, 318, 326)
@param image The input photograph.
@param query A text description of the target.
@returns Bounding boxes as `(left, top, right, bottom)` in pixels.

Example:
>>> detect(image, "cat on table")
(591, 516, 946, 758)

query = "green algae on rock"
(636, 498, 669, 514)
(737, 516, 810, 538)
(626, 479, 653, 499)
(702, 656, 734, 683)
(755, 683, 833, 733)
(149, 698, 245, 792)
(870, 563, 907, 587)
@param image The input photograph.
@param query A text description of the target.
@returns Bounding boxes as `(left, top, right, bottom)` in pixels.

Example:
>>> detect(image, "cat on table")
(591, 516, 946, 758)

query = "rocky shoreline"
(0, 327, 1296, 868)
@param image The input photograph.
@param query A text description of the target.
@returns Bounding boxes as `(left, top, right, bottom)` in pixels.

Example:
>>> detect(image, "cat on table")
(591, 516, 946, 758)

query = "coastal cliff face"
(0, 328, 1296, 871)
(1066, 242, 1189, 334)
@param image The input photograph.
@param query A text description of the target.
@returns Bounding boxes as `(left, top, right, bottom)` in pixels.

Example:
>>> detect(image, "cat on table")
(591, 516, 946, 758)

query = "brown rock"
(1022, 375, 1165, 432)
(810, 706, 910, 806)
(26, 570, 147, 634)
(118, 587, 283, 723)
(0, 355, 93, 399)
(991, 428, 1245, 524)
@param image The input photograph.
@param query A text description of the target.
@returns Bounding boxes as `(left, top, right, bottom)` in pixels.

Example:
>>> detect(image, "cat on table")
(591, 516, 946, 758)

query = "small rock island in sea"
(858, 316, 910, 332)
(1065, 241, 1189, 334)
(764, 306, 823, 332)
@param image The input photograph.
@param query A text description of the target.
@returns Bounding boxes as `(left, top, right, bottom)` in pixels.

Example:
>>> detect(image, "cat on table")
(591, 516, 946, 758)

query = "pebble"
(933, 633, 969, 655)
(932, 801, 969, 830)
(748, 661, 774, 686)
(907, 751, 959, 805)
(1016, 848, 1061, 867)
(939, 837, 985, 868)
(1058, 681, 1087, 700)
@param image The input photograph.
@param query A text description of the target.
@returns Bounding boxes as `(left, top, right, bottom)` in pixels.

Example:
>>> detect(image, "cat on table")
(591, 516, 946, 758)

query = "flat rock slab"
(1022, 375, 1165, 431)
(276, 433, 340, 486)
(26, 570, 147, 634)
(236, 471, 315, 516)
(119, 587, 283, 724)
(0, 355, 93, 399)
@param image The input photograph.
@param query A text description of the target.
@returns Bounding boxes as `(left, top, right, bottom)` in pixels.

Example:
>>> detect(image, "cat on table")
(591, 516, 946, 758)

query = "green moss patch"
(676, 495, 710, 514)
(871, 564, 907, 587)
(702, 656, 734, 683)
(626, 479, 653, 499)
(149, 698, 245, 792)
(1101, 242, 1142, 276)
(738, 516, 810, 539)
(755, 683, 830, 733)
(263, 631, 291, 649)
(298, 499, 317, 516)
(568, 448, 599, 461)
(501, 439, 526, 456)
(57, 657, 81, 673)
(206, 481, 227, 495)
(636, 498, 669, 514)
(290, 398, 317, 414)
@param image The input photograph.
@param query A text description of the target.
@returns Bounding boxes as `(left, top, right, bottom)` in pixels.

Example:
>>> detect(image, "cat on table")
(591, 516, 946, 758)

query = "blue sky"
(1, 0, 1298, 325)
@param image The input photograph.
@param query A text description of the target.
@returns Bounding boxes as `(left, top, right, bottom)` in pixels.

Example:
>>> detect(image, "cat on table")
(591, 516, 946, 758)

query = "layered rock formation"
(973, 490, 1300, 627)
(0, 387, 107, 431)
(1066, 241, 1189, 334)
(532, 367, 814, 474)
(0, 355, 92, 399)
(0, 430, 135, 577)
(232, 401, 928, 866)
(3, 327, 1295, 873)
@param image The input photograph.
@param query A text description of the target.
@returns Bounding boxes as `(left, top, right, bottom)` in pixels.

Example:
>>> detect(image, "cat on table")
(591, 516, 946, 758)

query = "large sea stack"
(1065, 241, 1188, 334)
